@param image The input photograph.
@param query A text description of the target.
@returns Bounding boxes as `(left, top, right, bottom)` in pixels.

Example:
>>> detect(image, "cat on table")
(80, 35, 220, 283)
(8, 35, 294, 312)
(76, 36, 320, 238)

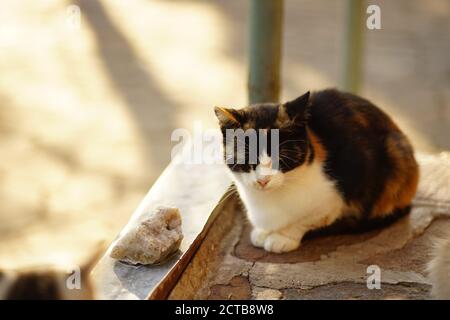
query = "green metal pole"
(342, 0, 364, 94)
(248, 0, 284, 104)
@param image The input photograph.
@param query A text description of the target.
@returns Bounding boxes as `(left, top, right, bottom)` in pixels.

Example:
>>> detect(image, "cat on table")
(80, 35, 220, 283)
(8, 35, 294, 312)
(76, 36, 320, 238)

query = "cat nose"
(257, 177, 270, 188)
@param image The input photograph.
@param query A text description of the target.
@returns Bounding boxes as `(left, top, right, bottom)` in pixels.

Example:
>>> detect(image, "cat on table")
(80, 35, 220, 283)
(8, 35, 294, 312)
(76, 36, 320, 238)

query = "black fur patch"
(305, 206, 412, 239)
(306, 89, 413, 217)
(217, 102, 310, 173)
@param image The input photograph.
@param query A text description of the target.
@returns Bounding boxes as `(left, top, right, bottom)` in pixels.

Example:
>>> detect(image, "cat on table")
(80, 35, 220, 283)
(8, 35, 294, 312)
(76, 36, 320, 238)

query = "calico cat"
(215, 89, 419, 253)
(0, 247, 102, 300)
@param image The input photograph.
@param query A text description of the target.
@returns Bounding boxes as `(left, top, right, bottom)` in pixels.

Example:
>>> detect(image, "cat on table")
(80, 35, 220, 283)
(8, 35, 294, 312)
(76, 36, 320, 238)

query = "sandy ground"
(0, 0, 449, 268)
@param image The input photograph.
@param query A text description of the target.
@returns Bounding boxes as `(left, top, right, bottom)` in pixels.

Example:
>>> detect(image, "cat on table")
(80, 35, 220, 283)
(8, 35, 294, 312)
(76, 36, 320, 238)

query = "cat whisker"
(279, 154, 299, 163)
(279, 139, 305, 147)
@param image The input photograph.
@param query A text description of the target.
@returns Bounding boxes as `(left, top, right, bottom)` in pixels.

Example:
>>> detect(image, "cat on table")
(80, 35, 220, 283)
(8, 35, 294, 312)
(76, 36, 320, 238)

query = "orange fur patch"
(216, 106, 238, 123)
(345, 201, 364, 217)
(275, 104, 290, 127)
(371, 133, 419, 217)
(353, 112, 369, 128)
(307, 128, 327, 162)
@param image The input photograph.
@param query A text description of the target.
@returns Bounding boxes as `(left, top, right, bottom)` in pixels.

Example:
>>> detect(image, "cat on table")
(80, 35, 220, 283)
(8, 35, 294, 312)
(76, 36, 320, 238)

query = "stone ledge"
(188, 205, 448, 300)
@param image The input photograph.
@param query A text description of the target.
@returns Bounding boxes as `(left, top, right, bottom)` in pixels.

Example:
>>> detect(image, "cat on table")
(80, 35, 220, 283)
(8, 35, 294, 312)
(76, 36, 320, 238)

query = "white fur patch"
(230, 158, 345, 252)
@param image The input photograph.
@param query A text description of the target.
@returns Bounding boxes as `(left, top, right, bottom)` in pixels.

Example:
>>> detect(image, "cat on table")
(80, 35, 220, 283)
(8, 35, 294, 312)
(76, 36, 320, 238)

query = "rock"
(110, 206, 183, 265)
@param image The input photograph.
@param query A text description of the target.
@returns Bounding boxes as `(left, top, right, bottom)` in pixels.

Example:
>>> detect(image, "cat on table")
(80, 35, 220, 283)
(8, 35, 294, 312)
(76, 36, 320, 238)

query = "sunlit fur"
(215, 89, 419, 253)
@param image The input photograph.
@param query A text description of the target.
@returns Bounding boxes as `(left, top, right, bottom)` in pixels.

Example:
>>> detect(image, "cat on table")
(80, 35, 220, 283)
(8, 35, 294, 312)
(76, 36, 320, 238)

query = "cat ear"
(214, 106, 242, 126)
(283, 91, 310, 120)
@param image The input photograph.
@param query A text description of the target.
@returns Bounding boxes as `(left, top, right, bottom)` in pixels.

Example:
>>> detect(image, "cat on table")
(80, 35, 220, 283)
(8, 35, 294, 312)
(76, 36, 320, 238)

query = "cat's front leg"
(250, 228, 270, 248)
(263, 223, 306, 253)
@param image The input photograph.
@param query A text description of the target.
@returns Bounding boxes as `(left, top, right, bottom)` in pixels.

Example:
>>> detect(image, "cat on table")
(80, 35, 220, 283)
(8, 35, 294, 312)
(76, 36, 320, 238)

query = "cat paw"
(250, 228, 270, 248)
(263, 233, 299, 253)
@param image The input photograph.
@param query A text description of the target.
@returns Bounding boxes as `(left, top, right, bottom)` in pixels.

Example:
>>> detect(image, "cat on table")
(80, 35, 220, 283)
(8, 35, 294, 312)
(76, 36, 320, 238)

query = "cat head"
(214, 92, 311, 191)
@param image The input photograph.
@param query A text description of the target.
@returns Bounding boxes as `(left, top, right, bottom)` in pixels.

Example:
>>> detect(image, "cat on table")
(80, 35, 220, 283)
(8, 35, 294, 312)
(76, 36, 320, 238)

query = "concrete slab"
(92, 150, 231, 299)
(169, 153, 450, 300)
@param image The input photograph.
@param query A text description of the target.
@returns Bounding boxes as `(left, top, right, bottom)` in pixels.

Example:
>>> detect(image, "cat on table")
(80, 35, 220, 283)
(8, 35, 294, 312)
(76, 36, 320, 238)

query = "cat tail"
(414, 152, 450, 299)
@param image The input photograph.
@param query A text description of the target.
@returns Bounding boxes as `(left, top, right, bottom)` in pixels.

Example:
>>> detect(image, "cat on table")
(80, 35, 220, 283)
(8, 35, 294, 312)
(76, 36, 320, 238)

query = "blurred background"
(0, 0, 449, 268)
